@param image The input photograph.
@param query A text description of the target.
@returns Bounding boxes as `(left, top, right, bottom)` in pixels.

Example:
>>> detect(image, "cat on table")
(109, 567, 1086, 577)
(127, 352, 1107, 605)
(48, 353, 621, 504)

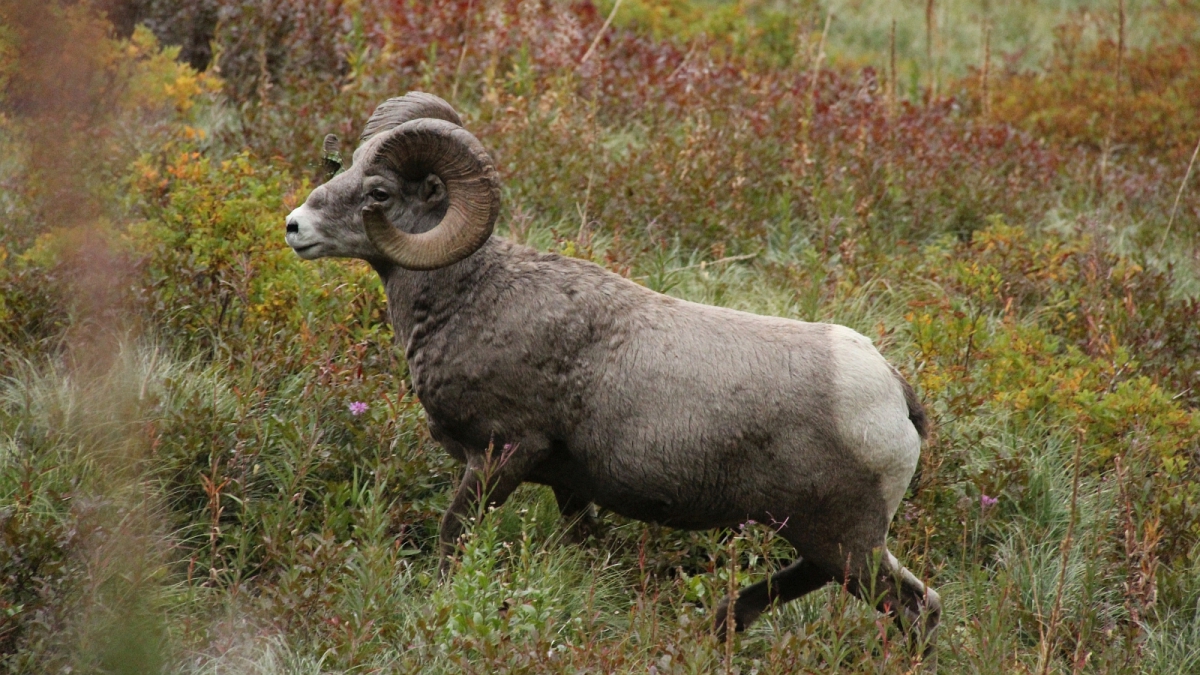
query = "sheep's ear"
(418, 174, 446, 206)
(322, 134, 342, 180)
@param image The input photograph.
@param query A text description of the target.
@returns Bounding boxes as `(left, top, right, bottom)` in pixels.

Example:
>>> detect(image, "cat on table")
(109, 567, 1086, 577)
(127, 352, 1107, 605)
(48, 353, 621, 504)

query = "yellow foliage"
(603, 0, 804, 66)
(906, 220, 1200, 485)
(118, 26, 219, 116)
(965, 35, 1200, 162)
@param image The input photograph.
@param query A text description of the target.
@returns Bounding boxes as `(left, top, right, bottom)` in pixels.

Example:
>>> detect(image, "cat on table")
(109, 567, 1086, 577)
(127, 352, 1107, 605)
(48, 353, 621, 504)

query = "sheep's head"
(285, 93, 500, 270)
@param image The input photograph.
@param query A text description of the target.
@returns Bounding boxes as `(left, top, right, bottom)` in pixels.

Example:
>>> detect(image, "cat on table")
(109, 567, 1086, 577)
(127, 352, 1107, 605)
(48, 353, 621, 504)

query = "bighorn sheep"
(284, 92, 941, 656)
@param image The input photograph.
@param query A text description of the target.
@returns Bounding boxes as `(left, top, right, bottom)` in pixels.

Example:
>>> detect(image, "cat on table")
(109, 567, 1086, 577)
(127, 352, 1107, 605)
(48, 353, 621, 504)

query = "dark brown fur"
(899, 374, 929, 439)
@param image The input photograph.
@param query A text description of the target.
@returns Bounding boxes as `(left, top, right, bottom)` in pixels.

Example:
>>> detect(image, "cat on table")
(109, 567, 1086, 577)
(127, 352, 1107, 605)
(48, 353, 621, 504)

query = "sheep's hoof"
(913, 629, 939, 672)
(563, 515, 603, 544)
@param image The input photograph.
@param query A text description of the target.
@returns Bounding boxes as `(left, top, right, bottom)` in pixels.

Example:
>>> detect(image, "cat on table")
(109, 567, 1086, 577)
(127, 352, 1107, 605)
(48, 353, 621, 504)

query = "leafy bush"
(899, 222, 1200, 562)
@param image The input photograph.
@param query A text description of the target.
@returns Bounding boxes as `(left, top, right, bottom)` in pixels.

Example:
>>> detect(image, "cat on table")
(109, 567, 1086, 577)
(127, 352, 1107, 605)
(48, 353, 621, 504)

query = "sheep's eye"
(368, 189, 389, 202)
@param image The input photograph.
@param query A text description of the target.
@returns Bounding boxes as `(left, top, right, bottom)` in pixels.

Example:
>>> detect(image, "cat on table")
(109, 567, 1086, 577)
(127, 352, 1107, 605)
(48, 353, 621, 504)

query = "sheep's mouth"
(291, 243, 319, 255)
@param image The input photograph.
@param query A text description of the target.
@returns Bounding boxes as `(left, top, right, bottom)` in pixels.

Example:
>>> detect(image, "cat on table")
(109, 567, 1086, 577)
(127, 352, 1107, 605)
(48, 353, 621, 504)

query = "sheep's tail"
(896, 371, 929, 440)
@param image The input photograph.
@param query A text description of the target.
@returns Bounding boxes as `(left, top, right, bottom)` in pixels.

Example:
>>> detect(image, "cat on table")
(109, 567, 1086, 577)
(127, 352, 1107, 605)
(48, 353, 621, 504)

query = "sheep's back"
(408, 242, 917, 526)
(569, 291, 911, 526)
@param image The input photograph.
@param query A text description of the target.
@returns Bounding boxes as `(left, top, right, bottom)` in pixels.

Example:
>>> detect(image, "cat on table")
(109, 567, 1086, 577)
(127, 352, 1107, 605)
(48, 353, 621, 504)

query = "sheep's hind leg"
(713, 558, 832, 639)
(843, 549, 941, 667)
(552, 485, 600, 543)
(437, 438, 549, 578)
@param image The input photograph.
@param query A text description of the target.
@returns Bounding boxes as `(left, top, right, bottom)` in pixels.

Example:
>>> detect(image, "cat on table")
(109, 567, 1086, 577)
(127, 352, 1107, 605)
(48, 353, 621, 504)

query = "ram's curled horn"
(362, 118, 500, 270)
(360, 91, 463, 143)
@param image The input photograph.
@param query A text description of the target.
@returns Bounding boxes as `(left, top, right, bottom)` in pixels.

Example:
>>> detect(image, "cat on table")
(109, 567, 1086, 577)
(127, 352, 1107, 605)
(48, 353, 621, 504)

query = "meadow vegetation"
(2, 1, 1199, 672)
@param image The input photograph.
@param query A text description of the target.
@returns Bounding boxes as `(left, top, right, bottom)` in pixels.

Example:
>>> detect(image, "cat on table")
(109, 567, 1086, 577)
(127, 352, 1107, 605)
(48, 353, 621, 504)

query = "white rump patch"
(828, 325, 921, 520)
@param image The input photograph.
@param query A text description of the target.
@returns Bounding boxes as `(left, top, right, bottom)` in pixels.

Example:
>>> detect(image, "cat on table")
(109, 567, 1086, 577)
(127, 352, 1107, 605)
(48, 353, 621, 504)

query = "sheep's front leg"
(437, 439, 548, 578)
(552, 485, 600, 543)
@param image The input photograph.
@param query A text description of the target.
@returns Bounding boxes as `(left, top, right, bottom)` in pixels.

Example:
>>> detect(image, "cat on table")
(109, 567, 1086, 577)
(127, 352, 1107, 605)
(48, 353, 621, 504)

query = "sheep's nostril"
(286, 218, 299, 234)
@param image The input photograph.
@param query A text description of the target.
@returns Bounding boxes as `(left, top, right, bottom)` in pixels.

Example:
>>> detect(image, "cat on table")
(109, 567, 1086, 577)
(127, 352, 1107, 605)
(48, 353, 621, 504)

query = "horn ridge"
(362, 118, 500, 271)
(360, 91, 463, 144)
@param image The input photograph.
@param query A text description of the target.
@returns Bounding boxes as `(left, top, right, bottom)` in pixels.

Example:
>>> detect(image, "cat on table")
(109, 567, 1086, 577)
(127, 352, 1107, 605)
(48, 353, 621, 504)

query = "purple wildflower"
(980, 494, 999, 510)
(348, 401, 369, 416)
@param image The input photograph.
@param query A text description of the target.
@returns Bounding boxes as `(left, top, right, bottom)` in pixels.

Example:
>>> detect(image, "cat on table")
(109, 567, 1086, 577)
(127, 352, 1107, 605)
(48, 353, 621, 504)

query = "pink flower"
(980, 494, 999, 510)
(348, 401, 369, 416)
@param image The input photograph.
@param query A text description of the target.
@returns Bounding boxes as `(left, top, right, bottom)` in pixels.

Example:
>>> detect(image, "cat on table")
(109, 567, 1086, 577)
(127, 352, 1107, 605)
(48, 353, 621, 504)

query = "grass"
(819, 0, 1176, 78)
(3, 0, 1200, 673)
(604, 0, 1186, 96)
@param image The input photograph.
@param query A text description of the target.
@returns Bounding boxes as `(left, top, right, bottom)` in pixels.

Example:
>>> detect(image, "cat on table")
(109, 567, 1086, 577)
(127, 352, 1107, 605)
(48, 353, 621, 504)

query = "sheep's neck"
(375, 238, 497, 357)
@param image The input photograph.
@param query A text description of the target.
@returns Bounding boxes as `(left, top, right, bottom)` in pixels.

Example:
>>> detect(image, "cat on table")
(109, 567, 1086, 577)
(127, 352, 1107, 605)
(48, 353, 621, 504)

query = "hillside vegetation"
(2, 1, 1199, 673)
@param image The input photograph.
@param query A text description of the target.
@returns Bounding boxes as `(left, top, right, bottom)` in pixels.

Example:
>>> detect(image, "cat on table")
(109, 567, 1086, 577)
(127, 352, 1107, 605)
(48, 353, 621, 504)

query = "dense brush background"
(2, 0, 1199, 672)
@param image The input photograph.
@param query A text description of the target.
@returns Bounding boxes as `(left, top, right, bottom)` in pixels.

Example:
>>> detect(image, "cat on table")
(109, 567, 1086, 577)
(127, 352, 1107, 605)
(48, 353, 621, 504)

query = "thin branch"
(671, 253, 759, 275)
(888, 18, 897, 116)
(1160, 134, 1200, 248)
(806, 10, 833, 121)
(580, 0, 624, 66)
(981, 23, 991, 119)
(668, 38, 699, 80)
(1098, 0, 1126, 193)
(925, 0, 936, 99)
(450, 0, 476, 102)
(724, 535, 739, 674)
(631, 253, 759, 282)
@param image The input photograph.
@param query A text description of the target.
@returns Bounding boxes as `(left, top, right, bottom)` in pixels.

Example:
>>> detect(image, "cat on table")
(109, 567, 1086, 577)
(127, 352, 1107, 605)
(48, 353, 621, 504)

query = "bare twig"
(888, 18, 897, 116)
(632, 253, 758, 282)
(1114, 455, 1161, 643)
(1098, 0, 1126, 193)
(450, 0, 476, 102)
(1117, 0, 1126, 84)
(925, 0, 936, 99)
(808, 11, 833, 112)
(981, 23, 992, 119)
(674, 252, 758, 273)
(580, 0, 624, 66)
(577, 102, 598, 237)
(1160, 134, 1200, 248)
(724, 535, 738, 674)
(668, 38, 699, 80)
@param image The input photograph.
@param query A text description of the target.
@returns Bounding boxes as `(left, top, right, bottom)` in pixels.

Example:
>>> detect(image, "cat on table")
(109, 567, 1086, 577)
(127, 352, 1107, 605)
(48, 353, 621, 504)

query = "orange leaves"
(971, 37, 1200, 163)
(165, 151, 204, 180)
